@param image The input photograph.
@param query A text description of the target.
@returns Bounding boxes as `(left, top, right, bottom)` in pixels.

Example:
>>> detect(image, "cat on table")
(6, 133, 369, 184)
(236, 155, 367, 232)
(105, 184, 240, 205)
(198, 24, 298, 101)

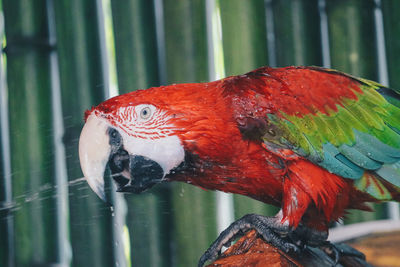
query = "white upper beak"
(78, 114, 111, 201)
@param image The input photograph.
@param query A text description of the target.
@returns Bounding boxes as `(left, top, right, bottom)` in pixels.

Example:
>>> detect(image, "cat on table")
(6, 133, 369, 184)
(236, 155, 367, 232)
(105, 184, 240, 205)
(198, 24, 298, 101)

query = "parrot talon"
(222, 241, 231, 248)
(288, 223, 328, 247)
(320, 241, 366, 264)
(198, 214, 298, 267)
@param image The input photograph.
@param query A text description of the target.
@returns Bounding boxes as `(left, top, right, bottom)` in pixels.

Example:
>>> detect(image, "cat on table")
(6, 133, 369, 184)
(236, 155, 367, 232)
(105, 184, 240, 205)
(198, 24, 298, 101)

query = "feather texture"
(221, 66, 400, 228)
(92, 66, 400, 231)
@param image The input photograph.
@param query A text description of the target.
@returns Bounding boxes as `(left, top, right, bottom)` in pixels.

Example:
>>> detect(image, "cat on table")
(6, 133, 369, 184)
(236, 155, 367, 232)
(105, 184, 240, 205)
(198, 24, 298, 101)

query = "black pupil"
(142, 109, 148, 116)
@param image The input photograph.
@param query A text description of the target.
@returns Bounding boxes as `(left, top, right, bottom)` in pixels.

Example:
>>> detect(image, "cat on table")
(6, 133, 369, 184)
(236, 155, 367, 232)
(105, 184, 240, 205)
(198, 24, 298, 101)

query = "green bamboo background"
(0, 0, 399, 266)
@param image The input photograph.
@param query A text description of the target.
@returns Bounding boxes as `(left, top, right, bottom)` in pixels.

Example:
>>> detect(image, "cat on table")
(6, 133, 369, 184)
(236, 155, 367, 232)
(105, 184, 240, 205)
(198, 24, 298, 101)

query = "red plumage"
(92, 66, 400, 232)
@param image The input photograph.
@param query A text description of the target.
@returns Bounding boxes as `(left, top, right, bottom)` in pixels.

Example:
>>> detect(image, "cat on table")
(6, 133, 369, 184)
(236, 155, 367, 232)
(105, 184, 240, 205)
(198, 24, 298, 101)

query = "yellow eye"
(140, 107, 152, 120)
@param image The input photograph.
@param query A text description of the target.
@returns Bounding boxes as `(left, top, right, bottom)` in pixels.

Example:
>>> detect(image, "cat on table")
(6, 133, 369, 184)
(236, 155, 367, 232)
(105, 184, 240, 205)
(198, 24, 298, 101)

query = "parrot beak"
(79, 114, 170, 202)
(79, 115, 111, 201)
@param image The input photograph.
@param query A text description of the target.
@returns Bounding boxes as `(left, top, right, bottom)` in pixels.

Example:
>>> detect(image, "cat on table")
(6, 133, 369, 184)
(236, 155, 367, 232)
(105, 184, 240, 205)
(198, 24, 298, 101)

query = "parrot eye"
(135, 104, 156, 122)
(139, 107, 152, 120)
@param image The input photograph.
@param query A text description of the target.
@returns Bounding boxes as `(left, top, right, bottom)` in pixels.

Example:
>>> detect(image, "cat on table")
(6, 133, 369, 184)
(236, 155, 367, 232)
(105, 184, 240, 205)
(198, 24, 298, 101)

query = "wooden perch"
(207, 230, 372, 267)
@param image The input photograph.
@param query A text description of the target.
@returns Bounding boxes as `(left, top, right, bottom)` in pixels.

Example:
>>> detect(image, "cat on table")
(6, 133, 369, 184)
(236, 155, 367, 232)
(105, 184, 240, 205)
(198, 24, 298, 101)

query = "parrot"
(78, 66, 400, 266)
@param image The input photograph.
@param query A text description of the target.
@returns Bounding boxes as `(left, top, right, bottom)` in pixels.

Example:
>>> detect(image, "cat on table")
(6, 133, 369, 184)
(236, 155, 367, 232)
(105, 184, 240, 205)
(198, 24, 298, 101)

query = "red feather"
(92, 66, 387, 232)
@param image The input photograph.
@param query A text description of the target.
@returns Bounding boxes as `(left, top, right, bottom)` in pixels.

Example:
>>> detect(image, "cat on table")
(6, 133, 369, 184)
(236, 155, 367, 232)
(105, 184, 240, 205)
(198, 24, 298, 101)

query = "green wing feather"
(264, 71, 400, 200)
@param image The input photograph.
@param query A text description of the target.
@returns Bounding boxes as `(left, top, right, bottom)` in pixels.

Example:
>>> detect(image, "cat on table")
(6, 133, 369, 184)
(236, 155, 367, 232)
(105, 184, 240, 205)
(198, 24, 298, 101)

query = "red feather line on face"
(91, 103, 178, 139)
(111, 107, 177, 139)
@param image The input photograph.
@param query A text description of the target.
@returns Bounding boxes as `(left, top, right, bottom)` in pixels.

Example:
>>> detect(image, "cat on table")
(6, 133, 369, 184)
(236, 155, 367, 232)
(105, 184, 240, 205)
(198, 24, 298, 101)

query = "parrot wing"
(224, 66, 400, 200)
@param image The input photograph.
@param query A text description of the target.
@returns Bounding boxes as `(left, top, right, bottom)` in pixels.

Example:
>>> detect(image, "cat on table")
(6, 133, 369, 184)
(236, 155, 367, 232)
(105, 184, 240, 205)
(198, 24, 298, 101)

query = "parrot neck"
(167, 140, 285, 206)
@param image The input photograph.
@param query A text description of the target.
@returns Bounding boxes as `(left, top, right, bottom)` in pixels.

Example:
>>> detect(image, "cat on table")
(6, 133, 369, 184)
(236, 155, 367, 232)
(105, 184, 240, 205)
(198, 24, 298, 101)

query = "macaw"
(79, 66, 400, 266)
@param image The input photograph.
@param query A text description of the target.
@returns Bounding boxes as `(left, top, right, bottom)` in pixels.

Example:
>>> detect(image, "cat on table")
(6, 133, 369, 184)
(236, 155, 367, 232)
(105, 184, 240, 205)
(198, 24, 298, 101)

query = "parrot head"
(78, 82, 239, 201)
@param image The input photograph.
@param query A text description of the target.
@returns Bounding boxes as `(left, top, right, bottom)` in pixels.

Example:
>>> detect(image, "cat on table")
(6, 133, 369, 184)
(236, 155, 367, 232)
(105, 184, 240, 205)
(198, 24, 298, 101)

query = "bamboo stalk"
(2, 0, 60, 265)
(218, 0, 279, 219)
(111, 0, 171, 266)
(326, 0, 377, 79)
(381, 0, 400, 89)
(325, 0, 385, 224)
(269, 0, 322, 67)
(0, 12, 14, 267)
(52, 0, 116, 266)
(162, 0, 217, 265)
(220, 0, 269, 75)
(111, 0, 160, 91)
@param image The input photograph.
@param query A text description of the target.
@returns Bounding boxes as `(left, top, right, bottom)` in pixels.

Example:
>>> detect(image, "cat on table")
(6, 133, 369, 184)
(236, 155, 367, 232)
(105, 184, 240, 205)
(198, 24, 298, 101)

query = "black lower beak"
(110, 154, 164, 194)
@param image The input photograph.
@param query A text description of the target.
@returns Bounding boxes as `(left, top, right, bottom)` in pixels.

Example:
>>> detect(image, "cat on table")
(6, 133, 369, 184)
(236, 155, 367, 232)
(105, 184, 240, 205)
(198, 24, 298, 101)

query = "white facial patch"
(120, 131, 185, 177)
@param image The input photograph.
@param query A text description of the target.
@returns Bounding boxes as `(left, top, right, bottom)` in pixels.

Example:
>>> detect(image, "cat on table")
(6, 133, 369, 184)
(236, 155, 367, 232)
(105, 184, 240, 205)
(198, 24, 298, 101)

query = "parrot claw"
(198, 214, 300, 267)
(320, 241, 366, 265)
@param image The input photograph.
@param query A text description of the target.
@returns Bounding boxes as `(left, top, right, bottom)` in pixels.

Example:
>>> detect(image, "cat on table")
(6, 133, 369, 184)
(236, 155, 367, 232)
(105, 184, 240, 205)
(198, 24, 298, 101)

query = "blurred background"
(0, 0, 399, 266)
